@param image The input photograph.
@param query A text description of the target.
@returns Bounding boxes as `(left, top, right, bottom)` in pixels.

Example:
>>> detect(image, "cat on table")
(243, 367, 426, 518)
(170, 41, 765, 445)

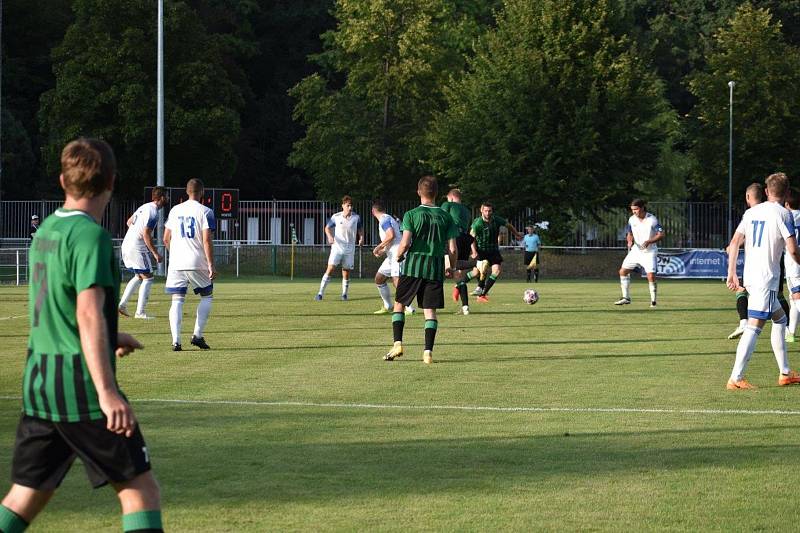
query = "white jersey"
(737, 201, 794, 290)
(165, 199, 216, 270)
(626, 213, 663, 251)
(378, 213, 401, 251)
(121, 202, 159, 253)
(327, 211, 362, 253)
(785, 209, 800, 278)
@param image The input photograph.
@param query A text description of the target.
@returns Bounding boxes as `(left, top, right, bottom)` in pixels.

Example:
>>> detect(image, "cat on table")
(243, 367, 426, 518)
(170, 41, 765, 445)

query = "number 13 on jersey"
(177, 216, 196, 239)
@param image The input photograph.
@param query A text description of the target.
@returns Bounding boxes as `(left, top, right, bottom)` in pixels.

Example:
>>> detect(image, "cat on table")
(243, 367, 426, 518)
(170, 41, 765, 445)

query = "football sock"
(424, 319, 438, 351)
(736, 292, 748, 321)
(648, 281, 657, 303)
(731, 325, 761, 381)
(193, 295, 213, 338)
(790, 299, 800, 335)
(136, 278, 154, 315)
(465, 271, 475, 282)
(771, 314, 790, 374)
(0, 505, 28, 533)
(392, 312, 405, 342)
(318, 274, 330, 295)
(377, 283, 392, 309)
(458, 282, 469, 305)
(534, 269, 539, 282)
(620, 275, 631, 299)
(169, 295, 185, 344)
(120, 276, 141, 307)
(122, 509, 163, 532)
(526, 269, 531, 282)
(484, 274, 498, 295)
(342, 278, 350, 296)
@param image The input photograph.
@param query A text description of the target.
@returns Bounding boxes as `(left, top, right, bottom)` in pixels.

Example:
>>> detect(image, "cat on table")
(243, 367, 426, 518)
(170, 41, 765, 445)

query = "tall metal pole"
(727, 80, 735, 241)
(156, 0, 165, 274)
(0, 0, 5, 236)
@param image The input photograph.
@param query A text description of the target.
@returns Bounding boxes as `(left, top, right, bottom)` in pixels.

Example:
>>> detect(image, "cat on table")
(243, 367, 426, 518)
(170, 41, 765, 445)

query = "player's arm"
(163, 228, 172, 250)
(126, 215, 134, 227)
(626, 231, 633, 250)
(76, 286, 139, 437)
(202, 228, 216, 280)
(357, 222, 364, 246)
(142, 227, 163, 263)
(324, 220, 335, 245)
(726, 231, 745, 291)
(395, 230, 413, 262)
(446, 238, 458, 278)
(786, 235, 800, 266)
(506, 222, 523, 241)
(374, 227, 394, 257)
(642, 226, 665, 248)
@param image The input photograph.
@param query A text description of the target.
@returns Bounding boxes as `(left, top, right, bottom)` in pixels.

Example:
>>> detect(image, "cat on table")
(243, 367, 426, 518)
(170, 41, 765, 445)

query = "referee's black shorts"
(395, 276, 445, 309)
(11, 414, 152, 490)
(524, 251, 539, 266)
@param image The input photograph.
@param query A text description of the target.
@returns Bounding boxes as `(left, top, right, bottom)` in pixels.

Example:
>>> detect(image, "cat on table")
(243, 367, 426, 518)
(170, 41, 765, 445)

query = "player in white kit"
(784, 187, 800, 340)
(118, 186, 168, 318)
(726, 173, 800, 389)
(370, 199, 414, 315)
(163, 179, 217, 351)
(614, 199, 664, 307)
(315, 195, 363, 301)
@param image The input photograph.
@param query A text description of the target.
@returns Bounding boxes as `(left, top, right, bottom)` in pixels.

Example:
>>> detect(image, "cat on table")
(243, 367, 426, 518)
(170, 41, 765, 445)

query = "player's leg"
(135, 270, 155, 319)
(421, 279, 444, 364)
(728, 288, 749, 339)
(385, 277, 417, 360)
(341, 253, 354, 300)
(533, 251, 540, 282)
(790, 286, 800, 342)
(165, 270, 188, 350)
(317, 249, 340, 299)
(646, 272, 657, 307)
(480, 256, 503, 299)
(112, 472, 163, 533)
(119, 274, 141, 317)
(768, 305, 799, 385)
(1, 485, 53, 531)
(615, 252, 636, 304)
(454, 268, 470, 314)
(729, 287, 770, 389)
(374, 270, 393, 313)
(187, 272, 213, 349)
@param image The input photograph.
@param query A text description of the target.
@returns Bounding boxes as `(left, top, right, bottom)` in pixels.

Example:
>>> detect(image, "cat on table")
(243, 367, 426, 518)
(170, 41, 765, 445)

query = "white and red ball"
(523, 288, 539, 305)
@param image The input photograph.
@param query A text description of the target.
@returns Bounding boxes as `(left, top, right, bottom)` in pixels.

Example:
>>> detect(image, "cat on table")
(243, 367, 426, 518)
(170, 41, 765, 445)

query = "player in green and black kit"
(469, 202, 523, 302)
(0, 139, 163, 533)
(440, 189, 479, 314)
(384, 176, 458, 364)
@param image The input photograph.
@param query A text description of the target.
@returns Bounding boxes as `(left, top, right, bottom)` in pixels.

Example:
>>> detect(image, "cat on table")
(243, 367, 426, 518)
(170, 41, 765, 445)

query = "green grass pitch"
(2, 277, 800, 531)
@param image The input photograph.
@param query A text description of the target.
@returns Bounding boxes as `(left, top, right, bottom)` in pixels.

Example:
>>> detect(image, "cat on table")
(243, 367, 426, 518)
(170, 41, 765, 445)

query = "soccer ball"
(523, 288, 539, 305)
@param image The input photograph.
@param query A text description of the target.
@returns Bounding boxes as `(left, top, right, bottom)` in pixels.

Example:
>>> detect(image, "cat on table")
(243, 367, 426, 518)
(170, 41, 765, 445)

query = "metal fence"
(1, 199, 741, 249)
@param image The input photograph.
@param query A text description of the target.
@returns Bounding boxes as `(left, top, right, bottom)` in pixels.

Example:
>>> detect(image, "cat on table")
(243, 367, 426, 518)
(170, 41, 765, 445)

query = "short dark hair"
(151, 186, 167, 201)
(746, 182, 765, 202)
(418, 176, 438, 198)
(341, 195, 353, 205)
(630, 198, 646, 209)
(787, 187, 800, 210)
(371, 198, 386, 212)
(481, 201, 494, 209)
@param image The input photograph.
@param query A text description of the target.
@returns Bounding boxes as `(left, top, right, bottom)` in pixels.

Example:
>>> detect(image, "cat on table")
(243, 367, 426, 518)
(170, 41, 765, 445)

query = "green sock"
(0, 505, 28, 533)
(122, 510, 163, 532)
(392, 312, 405, 342)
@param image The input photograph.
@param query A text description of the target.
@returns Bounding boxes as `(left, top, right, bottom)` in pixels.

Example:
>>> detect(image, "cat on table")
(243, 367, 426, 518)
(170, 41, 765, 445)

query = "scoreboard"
(144, 187, 239, 219)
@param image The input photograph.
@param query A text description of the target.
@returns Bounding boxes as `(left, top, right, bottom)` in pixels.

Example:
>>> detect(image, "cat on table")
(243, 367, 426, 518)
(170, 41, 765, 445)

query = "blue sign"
(651, 250, 744, 279)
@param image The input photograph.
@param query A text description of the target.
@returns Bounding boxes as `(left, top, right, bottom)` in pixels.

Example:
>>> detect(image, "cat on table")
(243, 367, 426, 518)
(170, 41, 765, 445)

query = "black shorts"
(395, 276, 445, 309)
(524, 251, 539, 266)
(11, 415, 151, 490)
(477, 250, 503, 266)
(456, 233, 475, 261)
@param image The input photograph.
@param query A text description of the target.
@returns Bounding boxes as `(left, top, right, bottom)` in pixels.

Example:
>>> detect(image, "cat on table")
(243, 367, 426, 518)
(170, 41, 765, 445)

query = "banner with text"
(646, 250, 744, 279)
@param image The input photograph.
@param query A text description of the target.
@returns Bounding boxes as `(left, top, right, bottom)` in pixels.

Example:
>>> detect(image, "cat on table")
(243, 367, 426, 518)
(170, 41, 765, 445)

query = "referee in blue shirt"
(522, 226, 541, 282)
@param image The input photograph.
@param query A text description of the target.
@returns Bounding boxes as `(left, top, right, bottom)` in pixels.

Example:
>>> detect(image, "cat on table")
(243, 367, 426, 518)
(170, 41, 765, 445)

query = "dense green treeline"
(1, 0, 799, 209)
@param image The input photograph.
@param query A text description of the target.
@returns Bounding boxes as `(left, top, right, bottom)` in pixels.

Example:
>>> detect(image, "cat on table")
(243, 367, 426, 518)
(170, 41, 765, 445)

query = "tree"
(428, 0, 678, 236)
(688, 3, 800, 198)
(289, 0, 499, 201)
(38, 0, 243, 199)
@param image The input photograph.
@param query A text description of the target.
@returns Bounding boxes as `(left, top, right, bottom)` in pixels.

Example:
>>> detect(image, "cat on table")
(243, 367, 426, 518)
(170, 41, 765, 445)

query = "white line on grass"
(2, 396, 800, 416)
(0, 315, 26, 321)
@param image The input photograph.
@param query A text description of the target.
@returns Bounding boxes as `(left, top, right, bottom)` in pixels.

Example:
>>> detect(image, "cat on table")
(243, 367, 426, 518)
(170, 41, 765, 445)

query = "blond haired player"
(614, 199, 664, 307)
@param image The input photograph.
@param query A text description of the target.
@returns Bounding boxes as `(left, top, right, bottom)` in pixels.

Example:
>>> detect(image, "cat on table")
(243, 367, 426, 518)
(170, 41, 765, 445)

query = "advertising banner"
(652, 250, 744, 279)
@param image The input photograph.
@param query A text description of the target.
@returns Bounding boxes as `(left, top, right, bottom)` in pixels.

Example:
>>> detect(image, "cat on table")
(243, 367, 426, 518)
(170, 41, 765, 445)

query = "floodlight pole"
(0, 0, 4, 235)
(727, 80, 735, 242)
(156, 0, 165, 274)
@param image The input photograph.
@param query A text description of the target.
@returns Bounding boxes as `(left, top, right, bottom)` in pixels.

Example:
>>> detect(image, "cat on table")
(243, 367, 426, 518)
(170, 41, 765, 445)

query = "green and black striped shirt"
(23, 209, 121, 422)
(400, 205, 458, 281)
(471, 215, 508, 253)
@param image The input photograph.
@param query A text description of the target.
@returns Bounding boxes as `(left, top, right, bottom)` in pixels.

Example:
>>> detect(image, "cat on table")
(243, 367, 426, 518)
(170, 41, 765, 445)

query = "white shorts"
(121, 247, 154, 274)
(787, 276, 800, 295)
(165, 269, 213, 296)
(621, 248, 657, 274)
(378, 250, 402, 278)
(328, 247, 355, 270)
(745, 286, 781, 321)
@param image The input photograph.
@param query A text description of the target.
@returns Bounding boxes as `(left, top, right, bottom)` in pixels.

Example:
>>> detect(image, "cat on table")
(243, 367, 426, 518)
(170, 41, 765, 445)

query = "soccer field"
(2, 278, 800, 531)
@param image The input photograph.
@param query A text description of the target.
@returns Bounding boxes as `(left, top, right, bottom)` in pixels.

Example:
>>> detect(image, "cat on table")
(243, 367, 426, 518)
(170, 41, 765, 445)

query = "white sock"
(169, 295, 185, 344)
(648, 281, 657, 303)
(193, 296, 213, 338)
(730, 325, 761, 381)
(407, 304, 416, 313)
(620, 275, 631, 299)
(771, 315, 790, 374)
(318, 274, 330, 295)
(342, 278, 350, 296)
(790, 299, 800, 335)
(120, 276, 141, 307)
(136, 278, 153, 315)
(739, 318, 747, 328)
(377, 283, 392, 309)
